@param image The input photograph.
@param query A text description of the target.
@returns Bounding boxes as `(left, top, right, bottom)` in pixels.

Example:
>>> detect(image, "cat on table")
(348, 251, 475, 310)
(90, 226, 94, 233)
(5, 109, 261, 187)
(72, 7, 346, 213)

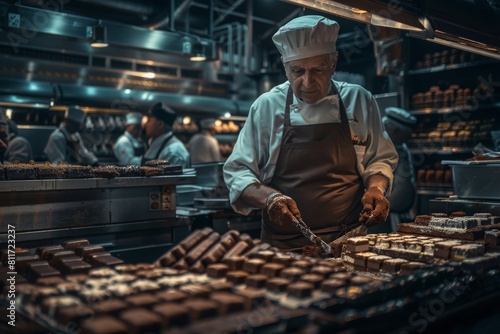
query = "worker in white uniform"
(382, 107, 418, 231)
(44, 105, 99, 166)
(188, 118, 222, 164)
(143, 102, 190, 168)
(0, 107, 9, 163)
(223, 16, 398, 249)
(4, 119, 33, 163)
(113, 112, 147, 166)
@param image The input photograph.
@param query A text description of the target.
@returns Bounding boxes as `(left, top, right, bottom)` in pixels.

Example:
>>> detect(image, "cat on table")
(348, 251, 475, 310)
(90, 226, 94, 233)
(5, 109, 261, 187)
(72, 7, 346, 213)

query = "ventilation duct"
(2, 0, 170, 27)
(279, 0, 500, 60)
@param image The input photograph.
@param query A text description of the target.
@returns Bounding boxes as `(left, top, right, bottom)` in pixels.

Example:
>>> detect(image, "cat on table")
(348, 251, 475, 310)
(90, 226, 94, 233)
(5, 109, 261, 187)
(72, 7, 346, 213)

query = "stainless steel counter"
(0, 175, 196, 236)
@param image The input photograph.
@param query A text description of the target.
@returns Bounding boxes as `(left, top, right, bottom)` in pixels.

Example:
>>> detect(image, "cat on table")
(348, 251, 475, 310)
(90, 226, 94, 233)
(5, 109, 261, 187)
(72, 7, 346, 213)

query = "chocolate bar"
(81, 316, 128, 334)
(207, 263, 229, 278)
(260, 263, 285, 277)
(291, 260, 313, 272)
(265, 277, 291, 293)
(450, 244, 485, 261)
(182, 298, 219, 320)
(223, 256, 246, 270)
(320, 278, 346, 294)
(381, 258, 409, 274)
(287, 281, 315, 298)
(201, 243, 227, 265)
(62, 239, 90, 250)
(245, 274, 268, 288)
(152, 303, 190, 328)
(434, 241, 463, 259)
(179, 284, 212, 298)
(226, 270, 249, 285)
(125, 294, 161, 307)
(366, 255, 391, 272)
(232, 287, 267, 309)
(222, 241, 251, 260)
(36, 245, 64, 260)
(55, 304, 94, 325)
(156, 290, 189, 303)
(185, 232, 220, 265)
(243, 258, 266, 273)
(210, 292, 246, 315)
(299, 273, 324, 288)
(180, 227, 214, 252)
(92, 300, 128, 316)
(280, 267, 306, 281)
(119, 308, 163, 334)
(345, 237, 369, 253)
(75, 245, 105, 258)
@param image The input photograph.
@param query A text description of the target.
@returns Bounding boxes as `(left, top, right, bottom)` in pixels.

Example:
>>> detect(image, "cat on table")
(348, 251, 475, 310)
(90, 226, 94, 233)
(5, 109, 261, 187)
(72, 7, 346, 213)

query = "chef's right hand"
(266, 193, 301, 226)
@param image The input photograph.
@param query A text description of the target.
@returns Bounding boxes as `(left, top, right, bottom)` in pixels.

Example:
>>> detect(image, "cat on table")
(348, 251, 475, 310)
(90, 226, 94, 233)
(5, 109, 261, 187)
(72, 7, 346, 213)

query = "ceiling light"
(90, 25, 108, 48)
(190, 42, 206, 62)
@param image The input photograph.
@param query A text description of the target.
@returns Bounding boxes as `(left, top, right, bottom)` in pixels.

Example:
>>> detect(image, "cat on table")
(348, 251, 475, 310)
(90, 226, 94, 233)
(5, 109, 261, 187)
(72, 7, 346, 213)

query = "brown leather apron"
(261, 85, 364, 249)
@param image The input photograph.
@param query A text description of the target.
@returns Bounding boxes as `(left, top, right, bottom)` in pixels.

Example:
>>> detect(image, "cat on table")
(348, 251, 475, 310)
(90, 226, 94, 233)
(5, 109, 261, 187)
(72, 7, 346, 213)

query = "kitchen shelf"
(416, 186, 454, 196)
(408, 147, 474, 155)
(409, 102, 500, 115)
(406, 58, 498, 75)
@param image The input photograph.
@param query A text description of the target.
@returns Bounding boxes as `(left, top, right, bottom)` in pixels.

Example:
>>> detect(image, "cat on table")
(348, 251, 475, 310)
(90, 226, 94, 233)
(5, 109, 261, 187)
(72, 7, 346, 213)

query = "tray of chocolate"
(397, 212, 500, 243)
(0, 160, 183, 181)
(3, 228, 500, 334)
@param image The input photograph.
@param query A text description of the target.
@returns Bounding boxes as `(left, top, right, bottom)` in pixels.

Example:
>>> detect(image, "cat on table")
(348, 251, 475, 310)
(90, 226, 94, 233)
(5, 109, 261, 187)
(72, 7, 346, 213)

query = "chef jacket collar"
(290, 81, 338, 112)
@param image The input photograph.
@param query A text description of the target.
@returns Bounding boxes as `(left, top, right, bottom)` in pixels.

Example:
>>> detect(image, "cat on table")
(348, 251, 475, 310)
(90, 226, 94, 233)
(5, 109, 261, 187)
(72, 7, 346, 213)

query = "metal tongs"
(292, 216, 333, 255)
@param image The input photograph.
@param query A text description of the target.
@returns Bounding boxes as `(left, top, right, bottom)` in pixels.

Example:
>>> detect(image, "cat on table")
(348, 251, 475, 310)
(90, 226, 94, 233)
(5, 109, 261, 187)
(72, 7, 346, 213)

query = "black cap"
(149, 102, 177, 127)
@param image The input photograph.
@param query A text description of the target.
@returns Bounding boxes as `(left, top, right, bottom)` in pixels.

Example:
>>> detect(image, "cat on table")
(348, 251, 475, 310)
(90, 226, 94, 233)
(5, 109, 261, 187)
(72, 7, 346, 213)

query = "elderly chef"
(223, 15, 398, 249)
(142, 102, 190, 168)
(44, 105, 99, 166)
(113, 112, 147, 166)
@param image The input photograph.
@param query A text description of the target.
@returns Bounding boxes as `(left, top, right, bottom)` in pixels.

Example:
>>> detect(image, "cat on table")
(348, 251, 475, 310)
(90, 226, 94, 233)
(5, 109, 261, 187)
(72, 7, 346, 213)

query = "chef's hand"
(359, 186, 390, 226)
(266, 193, 301, 226)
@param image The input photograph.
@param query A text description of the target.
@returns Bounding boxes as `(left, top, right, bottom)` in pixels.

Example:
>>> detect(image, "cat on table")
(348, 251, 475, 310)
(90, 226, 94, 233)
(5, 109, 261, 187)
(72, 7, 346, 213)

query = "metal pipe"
(246, 0, 253, 72)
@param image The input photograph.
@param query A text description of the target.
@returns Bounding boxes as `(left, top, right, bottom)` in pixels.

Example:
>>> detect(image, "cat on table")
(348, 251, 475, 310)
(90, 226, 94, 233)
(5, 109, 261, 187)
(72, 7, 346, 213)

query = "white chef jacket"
(113, 131, 146, 166)
(223, 80, 398, 215)
(143, 131, 190, 169)
(188, 131, 222, 164)
(44, 125, 98, 166)
(4, 133, 33, 163)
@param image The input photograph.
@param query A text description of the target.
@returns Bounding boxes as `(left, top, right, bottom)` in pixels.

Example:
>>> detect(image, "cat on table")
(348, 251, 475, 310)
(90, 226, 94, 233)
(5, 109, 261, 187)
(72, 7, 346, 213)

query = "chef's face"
(144, 116, 164, 139)
(284, 53, 338, 104)
(127, 123, 142, 139)
(65, 119, 82, 134)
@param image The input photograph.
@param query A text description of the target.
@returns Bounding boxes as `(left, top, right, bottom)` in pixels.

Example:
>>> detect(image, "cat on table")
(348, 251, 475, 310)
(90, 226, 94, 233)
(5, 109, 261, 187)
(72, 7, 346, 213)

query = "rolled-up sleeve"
(223, 91, 285, 215)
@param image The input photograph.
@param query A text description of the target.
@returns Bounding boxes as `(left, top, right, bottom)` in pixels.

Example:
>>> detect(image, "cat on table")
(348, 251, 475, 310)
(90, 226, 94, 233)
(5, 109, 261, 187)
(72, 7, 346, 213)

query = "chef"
(223, 15, 398, 249)
(188, 118, 222, 164)
(113, 112, 147, 166)
(44, 105, 99, 166)
(142, 102, 190, 168)
(382, 107, 418, 230)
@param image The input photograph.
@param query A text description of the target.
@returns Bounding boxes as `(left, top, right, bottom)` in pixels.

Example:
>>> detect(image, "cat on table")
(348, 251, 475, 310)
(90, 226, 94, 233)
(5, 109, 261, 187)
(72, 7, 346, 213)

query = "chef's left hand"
(359, 186, 389, 226)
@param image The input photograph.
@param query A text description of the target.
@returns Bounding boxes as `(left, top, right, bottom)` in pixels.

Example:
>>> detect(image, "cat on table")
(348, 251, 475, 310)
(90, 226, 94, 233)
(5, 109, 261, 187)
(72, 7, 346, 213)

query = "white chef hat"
(125, 112, 143, 126)
(384, 107, 417, 128)
(64, 105, 86, 124)
(199, 118, 216, 130)
(272, 15, 340, 63)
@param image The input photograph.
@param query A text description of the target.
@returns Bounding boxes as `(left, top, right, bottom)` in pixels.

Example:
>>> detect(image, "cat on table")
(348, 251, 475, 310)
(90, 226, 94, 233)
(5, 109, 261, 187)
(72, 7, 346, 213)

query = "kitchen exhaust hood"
(0, 2, 217, 60)
(280, 0, 500, 60)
